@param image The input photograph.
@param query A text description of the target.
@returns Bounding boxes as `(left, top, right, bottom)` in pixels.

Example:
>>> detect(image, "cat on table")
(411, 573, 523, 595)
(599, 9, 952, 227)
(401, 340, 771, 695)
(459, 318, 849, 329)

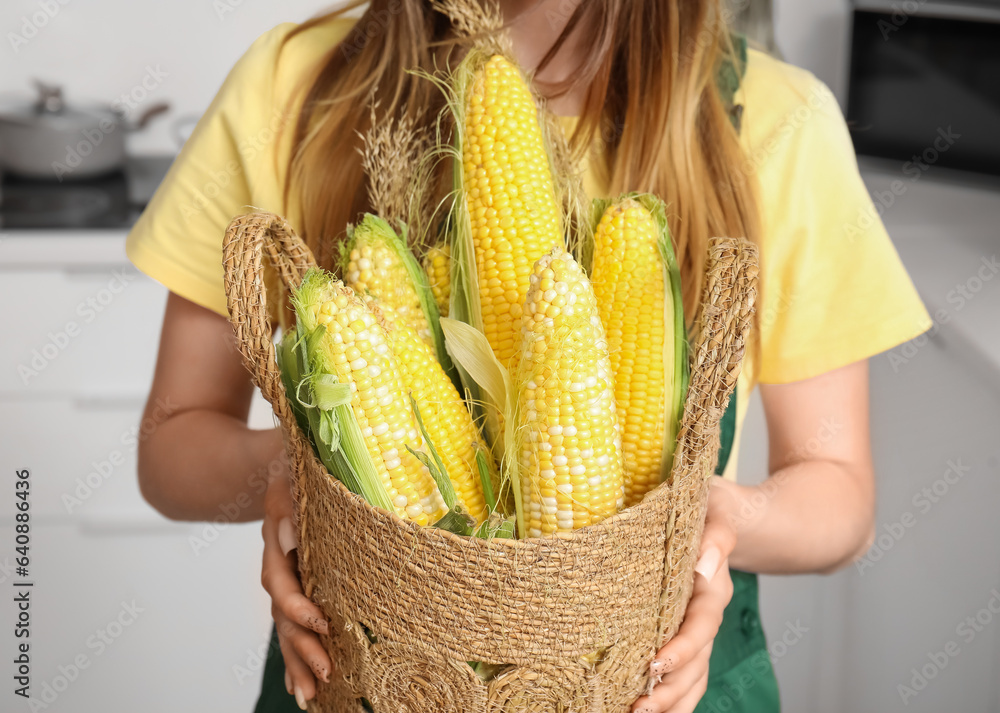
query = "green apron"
(692, 393, 781, 713)
(254, 34, 777, 713)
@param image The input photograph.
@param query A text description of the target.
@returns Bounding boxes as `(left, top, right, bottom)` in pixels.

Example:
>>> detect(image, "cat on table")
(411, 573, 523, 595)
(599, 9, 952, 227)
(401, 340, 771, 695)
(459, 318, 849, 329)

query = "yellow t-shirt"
(126, 21, 931, 481)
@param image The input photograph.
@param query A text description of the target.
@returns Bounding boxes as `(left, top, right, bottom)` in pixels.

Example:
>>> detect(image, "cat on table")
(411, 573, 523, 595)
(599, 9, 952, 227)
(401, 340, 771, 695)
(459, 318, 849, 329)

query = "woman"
(127, 1, 931, 711)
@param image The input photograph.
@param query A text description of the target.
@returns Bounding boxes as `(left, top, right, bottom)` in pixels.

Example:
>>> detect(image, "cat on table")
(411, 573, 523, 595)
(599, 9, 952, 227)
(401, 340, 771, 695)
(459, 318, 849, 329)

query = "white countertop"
(859, 158, 1000, 389)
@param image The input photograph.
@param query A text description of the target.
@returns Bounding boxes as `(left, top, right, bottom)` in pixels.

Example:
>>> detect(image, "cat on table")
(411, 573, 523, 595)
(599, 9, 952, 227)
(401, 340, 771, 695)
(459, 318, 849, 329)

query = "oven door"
(846, 3, 1000, 177)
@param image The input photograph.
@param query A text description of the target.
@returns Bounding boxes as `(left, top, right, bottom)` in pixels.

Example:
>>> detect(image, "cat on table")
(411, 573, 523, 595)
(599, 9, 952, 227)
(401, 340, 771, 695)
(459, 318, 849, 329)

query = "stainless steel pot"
(0, 81, 169, 181)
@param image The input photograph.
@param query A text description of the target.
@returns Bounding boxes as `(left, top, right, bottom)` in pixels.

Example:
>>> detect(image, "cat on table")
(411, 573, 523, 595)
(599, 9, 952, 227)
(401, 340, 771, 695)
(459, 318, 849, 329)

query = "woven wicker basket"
(222, 212, 758, 713)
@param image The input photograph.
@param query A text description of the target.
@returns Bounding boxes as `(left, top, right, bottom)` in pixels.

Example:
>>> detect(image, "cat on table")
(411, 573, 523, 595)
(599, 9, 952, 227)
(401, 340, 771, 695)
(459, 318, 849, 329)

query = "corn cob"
(371, 300, 490, 522)
(516, 246, 625, 537)
(292, 269, 447, 525)
(590, 195, 687, 505)
(423, 243, 451, 318)
(456, 52, 563, 370)
(344, 214, 434, 347)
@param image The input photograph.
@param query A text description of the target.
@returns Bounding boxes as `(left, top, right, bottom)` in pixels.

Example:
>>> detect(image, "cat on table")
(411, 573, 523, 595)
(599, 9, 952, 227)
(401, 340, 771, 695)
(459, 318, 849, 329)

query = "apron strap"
(711, 33, 745, 478)
(715, 390, 738, 476)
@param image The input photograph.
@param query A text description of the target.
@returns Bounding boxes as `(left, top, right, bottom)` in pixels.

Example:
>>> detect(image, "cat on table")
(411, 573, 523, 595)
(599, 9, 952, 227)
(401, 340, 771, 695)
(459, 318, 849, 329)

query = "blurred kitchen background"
(1, 0, 998, 711)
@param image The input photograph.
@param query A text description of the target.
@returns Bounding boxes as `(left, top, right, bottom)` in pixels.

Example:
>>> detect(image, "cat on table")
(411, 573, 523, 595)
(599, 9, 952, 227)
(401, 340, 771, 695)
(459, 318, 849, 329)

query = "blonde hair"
(283, 0, 759, 319)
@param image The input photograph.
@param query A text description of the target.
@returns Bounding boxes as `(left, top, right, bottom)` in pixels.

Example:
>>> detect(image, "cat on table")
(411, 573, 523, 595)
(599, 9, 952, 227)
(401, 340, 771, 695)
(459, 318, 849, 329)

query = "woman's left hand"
(632, 477, 739, 713)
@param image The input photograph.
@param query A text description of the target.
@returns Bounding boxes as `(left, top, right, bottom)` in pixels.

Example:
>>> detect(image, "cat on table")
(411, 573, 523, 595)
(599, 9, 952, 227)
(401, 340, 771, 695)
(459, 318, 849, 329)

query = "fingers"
(631, 479, 741, 711)
(274, 605, 333, 684)
(662, 670, 710, 713)
(262, 474, 333, 708)
(697, 487, 739, 582)
(649, 564, 732, 679)
(277, 515, 298, 556)
(275, 614, 317, 710)
(261, 518, 329, 635)
(693, 535, 734, 585)
(633, 643, 712, 713)
(694, 543, 724, 583)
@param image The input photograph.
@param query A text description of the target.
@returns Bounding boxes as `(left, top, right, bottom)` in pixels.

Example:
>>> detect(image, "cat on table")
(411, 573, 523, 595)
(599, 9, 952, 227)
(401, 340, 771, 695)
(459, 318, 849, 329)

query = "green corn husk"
(440, 316, 524, 538)
(475, 448, 497, 514)
(276, 320, 395, 513)
(279, 269, 494, 537)
(406, 395, 458, 511)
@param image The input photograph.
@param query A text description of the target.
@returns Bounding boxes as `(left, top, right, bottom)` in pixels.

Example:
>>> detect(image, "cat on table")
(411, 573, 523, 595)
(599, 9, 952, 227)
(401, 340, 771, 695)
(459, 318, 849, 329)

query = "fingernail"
(650, 656, 674, 677)
(294, 685, 307, 710)
(307, 616, 329, 636)
(695, 545, 722, 583)
(284, 671, 292, 695)
(278, 517, 298, 556)
(313, 661, 330, 683)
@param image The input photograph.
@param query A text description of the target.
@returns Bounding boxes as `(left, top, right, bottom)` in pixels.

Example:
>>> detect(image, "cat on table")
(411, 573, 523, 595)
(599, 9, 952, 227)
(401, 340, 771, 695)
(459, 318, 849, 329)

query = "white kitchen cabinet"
(0, 399, 155, 524)
(1, 232, 275, 712)
(0, 265, 166, 397)
(0, 522, 271, 713)
(838, 292, 1000, 713)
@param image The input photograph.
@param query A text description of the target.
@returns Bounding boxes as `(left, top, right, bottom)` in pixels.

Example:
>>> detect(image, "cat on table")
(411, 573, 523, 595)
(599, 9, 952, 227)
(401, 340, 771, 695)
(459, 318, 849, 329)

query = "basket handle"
(222, 211, 318, 432)
(671, 236, 759, 482)
(654, 237, 759, 651)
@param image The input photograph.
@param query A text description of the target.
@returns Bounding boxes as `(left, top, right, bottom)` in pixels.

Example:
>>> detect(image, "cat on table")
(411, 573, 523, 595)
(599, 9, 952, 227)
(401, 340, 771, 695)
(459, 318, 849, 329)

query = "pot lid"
(0, 82, 119, 129)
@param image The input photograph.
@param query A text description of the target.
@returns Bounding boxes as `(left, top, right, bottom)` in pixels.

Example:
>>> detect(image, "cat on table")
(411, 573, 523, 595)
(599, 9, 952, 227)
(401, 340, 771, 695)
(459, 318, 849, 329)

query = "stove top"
(0, 155, 174, 231)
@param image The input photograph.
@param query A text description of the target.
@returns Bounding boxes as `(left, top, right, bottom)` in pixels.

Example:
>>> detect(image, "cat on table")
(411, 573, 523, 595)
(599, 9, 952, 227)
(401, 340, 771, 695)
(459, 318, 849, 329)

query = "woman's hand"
(632, 478, 739, 713)
(261, 464, 333, 709)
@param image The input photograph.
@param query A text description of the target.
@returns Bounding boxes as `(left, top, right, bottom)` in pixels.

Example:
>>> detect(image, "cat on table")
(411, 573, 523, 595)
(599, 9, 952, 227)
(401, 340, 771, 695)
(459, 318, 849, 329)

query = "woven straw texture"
(223, 212, 758, 713)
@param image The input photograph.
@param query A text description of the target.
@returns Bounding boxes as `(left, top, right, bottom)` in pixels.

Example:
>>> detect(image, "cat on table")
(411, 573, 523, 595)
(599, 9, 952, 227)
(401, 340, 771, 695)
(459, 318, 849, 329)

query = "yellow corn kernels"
(345, 219, 432, 346)
(590, 198, 670, 506)
(423, 243, 452, 318)
(304, 282, 447, 525)
(463, 54, 562, 369)
(377, 303, 489, 521)
(516, 247, 625, 537)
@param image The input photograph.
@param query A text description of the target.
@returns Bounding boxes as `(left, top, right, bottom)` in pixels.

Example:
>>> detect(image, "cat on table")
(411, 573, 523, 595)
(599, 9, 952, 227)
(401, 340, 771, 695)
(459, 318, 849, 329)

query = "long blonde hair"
(283, 0, 759, 318)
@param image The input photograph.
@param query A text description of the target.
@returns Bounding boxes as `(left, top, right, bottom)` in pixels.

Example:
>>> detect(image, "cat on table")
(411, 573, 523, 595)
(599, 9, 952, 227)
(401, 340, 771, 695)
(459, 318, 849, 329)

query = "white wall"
(2, 0, 854, 156)
(772, 0, 852, 104)
(3, 0, 337, 154)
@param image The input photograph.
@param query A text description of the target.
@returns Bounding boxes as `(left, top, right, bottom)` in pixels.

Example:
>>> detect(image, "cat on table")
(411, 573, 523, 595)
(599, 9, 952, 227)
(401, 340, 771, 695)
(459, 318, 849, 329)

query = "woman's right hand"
(261, 462, 333, 709)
